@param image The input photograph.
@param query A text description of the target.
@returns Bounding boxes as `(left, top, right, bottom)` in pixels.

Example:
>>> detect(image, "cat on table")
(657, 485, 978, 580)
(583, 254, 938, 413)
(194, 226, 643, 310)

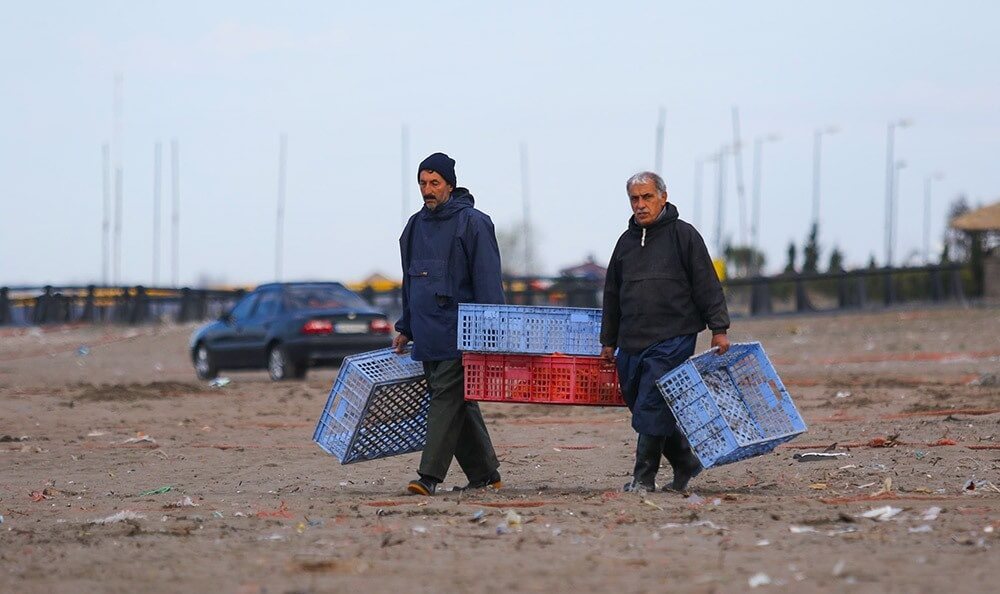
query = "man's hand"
(711, 332, 730, 355)
(392, 333, 411, 354)
(600, 346, 616, 362)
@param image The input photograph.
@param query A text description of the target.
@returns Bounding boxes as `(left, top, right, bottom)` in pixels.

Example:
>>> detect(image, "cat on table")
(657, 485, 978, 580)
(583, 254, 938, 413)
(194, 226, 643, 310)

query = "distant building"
(559, 255, 607, 282)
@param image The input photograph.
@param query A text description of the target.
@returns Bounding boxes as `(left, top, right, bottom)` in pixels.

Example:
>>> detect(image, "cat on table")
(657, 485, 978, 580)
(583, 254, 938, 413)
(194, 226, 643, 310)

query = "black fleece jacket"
(600, 202, 730, 354)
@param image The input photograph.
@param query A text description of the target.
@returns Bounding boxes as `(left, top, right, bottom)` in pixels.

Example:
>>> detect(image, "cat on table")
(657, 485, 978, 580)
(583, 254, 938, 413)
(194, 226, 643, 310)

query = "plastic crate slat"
(458, 304, 603, 355)
(313, 348, 429, 464)
(656, 342, 807, 469)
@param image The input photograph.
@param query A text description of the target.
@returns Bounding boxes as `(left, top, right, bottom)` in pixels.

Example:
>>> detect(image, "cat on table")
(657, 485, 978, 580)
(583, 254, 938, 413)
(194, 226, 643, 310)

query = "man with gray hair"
(600, 171, 730, 493)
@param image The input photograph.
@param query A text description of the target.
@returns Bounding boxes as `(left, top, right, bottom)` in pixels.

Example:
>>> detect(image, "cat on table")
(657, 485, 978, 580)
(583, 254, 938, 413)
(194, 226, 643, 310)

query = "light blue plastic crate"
(656, 342, 807, 468)
(457, 304, 603, 355)
(313, 348, 429, 464)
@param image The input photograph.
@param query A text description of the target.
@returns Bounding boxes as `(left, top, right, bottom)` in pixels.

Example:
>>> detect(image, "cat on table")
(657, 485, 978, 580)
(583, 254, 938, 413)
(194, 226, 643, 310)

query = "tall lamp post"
(891, 160, 907, 266)
(811, 126, 838, 228)
(751, 133, 781, 265)
(923, 172, 945, 264)
(884, 118, 913, 266)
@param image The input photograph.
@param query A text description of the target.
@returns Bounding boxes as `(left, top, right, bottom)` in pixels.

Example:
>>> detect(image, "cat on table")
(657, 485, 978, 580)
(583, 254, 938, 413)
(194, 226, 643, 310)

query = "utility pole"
(923, 172, 944, 264)
(276, 133, 288, 282)
(101, 143, 110, 285)
(884, 118, 913, 267)
(731, 107, 748, 247)
(112, 73, 123, 285)
(693, 158, 703, 230)
(713, 146, 729, 255)
(654, 107, 666, 176)
(170, 139, 180, 287)
(811, 126, 838, 227)
(520, 142, 533, 276)
(153, 141, 162, 285)
(750, 134, 780, 265)
(400, 124, 410, 224)
(891, 160, 907, 265)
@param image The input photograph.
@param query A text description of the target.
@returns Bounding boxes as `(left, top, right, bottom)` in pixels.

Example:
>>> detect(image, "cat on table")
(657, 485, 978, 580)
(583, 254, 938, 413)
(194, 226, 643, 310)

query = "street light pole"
(693, 157, 704, 230)
(884, 118, 913, 267)
(751, 134, 780, 261)
(891, 160, 907, 266)
(811, 126, 838, 228)
(923, 172, 944, 264)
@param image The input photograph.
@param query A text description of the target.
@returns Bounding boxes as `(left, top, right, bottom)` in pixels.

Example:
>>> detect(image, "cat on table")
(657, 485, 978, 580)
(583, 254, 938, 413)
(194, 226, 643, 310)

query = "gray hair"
(625, 171, 667, 195)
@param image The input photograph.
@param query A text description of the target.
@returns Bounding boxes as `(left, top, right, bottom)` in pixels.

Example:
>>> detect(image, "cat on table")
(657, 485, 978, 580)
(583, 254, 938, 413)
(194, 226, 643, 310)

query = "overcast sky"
(2, 1, 997, 287)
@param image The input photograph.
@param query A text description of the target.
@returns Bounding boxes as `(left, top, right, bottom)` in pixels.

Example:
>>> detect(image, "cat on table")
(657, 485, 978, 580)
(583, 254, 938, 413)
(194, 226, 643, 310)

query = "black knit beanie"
(417, 152, 457, 188)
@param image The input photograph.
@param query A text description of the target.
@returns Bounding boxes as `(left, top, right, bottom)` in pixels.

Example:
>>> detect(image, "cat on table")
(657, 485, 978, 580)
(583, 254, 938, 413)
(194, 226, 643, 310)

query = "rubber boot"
(624, 434, 664, 492)
(662, 431, 702, 492)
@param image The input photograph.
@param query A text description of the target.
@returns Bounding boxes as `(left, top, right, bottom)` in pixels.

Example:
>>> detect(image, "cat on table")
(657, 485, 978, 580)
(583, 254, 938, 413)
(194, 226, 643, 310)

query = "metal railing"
(0, 264, 972, 328)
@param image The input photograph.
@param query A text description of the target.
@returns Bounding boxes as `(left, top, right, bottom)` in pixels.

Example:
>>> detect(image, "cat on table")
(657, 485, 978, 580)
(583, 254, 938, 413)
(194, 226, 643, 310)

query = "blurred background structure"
(1, 2, 998, 324)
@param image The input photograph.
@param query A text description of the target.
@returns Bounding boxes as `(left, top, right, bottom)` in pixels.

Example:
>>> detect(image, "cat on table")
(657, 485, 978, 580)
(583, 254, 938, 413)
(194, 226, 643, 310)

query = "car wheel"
(268, 344, 302, 381)
(194, 344, 218, 380)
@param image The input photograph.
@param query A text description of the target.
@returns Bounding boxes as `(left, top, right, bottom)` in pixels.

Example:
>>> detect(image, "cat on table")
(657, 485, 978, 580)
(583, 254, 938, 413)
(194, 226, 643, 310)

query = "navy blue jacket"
(395, 189, 505, 361)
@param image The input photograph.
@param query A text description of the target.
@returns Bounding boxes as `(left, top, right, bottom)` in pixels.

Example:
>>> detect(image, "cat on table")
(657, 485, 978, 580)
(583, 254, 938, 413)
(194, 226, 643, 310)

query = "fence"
(0, 264, 973, 328)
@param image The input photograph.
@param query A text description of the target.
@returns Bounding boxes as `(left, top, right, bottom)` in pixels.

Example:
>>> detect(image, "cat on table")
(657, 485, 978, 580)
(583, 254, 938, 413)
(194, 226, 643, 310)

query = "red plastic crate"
(463, 353, 625, 406)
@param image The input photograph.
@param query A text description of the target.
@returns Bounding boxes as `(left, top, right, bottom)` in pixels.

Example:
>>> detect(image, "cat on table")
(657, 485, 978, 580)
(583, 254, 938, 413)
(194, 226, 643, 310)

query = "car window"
(253, 291, 282, 319)
(229, 293, 259, 322)
(285, 285, 369, 310)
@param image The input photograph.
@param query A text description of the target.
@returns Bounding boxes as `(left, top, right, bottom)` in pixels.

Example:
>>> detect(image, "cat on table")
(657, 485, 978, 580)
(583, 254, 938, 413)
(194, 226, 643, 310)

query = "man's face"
(419, 170, 452, 210)
(628, 180, 668, 226)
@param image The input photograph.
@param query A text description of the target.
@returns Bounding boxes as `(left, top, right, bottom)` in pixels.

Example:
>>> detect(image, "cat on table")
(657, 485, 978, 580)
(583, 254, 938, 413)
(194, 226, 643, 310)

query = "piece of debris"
(642, 498, 663, 510)
(90, 510, 146, 524)
(209, 377, 232, 388)
(165, 496, 198, 508)
(789, 525, 818, 534)
(968, 373, 998, 387)
(86, 431, 107, 438)
(861, 505, 902, 521)
(921, 507, 941, 521)
(832, 560, 846, 577)
(76, 346, 91, 357)
(504, 510, 523, 530)
(659, 520, 728, 531)
(794, 452, 849, 462)
(0, 435, 29, 443)
(411, 525, 428, 535)
(748, 573, 772, 588)
(809, 483, 828, 490)
(469, 510, 487, 524)
(120, 433, 156, 445)
(212, 511, 224, 519)
(137, 485, 173, 497)
(835, 391, 851, 398)
(909, 525, 933, 533)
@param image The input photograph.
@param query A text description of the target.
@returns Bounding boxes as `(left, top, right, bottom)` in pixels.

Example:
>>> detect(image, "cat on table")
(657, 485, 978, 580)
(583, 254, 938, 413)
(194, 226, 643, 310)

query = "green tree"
(802, 223, 820, 274)
(784, 242, 797, 274)
(827, 246, 844, 272)
(723, 243, 766, 278)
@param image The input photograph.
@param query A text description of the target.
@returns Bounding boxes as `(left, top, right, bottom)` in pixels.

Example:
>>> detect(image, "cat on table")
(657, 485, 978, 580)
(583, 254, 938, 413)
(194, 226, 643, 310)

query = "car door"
(240, 289, 282, 367)
(212, 292, 259, 367)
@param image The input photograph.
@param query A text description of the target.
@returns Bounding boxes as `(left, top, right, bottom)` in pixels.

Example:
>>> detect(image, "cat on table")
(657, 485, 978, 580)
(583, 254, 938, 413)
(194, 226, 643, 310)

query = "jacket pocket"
(408, 259, 453, 308)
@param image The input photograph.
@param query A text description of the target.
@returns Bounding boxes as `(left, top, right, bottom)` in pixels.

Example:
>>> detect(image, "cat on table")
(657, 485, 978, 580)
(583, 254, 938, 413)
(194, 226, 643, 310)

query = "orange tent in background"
(347, 272, 401, 292)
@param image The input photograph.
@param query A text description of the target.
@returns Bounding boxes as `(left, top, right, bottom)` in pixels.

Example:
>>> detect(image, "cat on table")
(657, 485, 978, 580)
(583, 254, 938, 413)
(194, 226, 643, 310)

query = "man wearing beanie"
(393, 152, 505, 496)
(601, 171, 730, 494)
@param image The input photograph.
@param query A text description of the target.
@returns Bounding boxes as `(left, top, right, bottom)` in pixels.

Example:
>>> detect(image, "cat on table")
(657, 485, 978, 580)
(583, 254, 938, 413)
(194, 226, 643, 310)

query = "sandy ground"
(1, 306, 999, 594)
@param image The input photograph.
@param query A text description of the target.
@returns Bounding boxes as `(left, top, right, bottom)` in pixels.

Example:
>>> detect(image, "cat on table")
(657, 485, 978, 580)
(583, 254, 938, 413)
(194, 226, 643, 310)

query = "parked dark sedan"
(189, 282, 393, 381)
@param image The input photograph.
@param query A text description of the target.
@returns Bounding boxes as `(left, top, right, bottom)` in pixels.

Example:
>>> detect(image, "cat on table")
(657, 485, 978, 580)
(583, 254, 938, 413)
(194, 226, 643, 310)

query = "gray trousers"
(418, 359, 499, 483)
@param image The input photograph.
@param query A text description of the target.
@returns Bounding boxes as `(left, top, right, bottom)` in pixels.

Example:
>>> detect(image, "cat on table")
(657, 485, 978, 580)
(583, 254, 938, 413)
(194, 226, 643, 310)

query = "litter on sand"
(789, 525, 818, 534)
(909, 525, 933, 533)
(861, 506, 902, 521)
(165, 496, 198, 508)
(748, 573, 772, 588)
(90, 510, 146, 524)
(660, 520, 728, 531)
(137, 485, 173, 497)
(504, 510, 523, 530)
(794, 452, 849, 462)
(120, 433, 156, 445)
(209, 377, 232, 388)
(76, 346, 91, 357)
(921, 507, 942, 521)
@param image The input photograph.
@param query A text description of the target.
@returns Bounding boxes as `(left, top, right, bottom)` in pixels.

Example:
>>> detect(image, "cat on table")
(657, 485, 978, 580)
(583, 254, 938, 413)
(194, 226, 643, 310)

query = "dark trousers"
(418, 359, 499, 483)
(633, 432, 699, 486)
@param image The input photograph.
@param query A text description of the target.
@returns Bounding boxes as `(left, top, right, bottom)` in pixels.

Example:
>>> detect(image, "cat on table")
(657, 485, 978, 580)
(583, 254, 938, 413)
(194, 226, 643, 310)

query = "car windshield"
(284, 285, 369, 311)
